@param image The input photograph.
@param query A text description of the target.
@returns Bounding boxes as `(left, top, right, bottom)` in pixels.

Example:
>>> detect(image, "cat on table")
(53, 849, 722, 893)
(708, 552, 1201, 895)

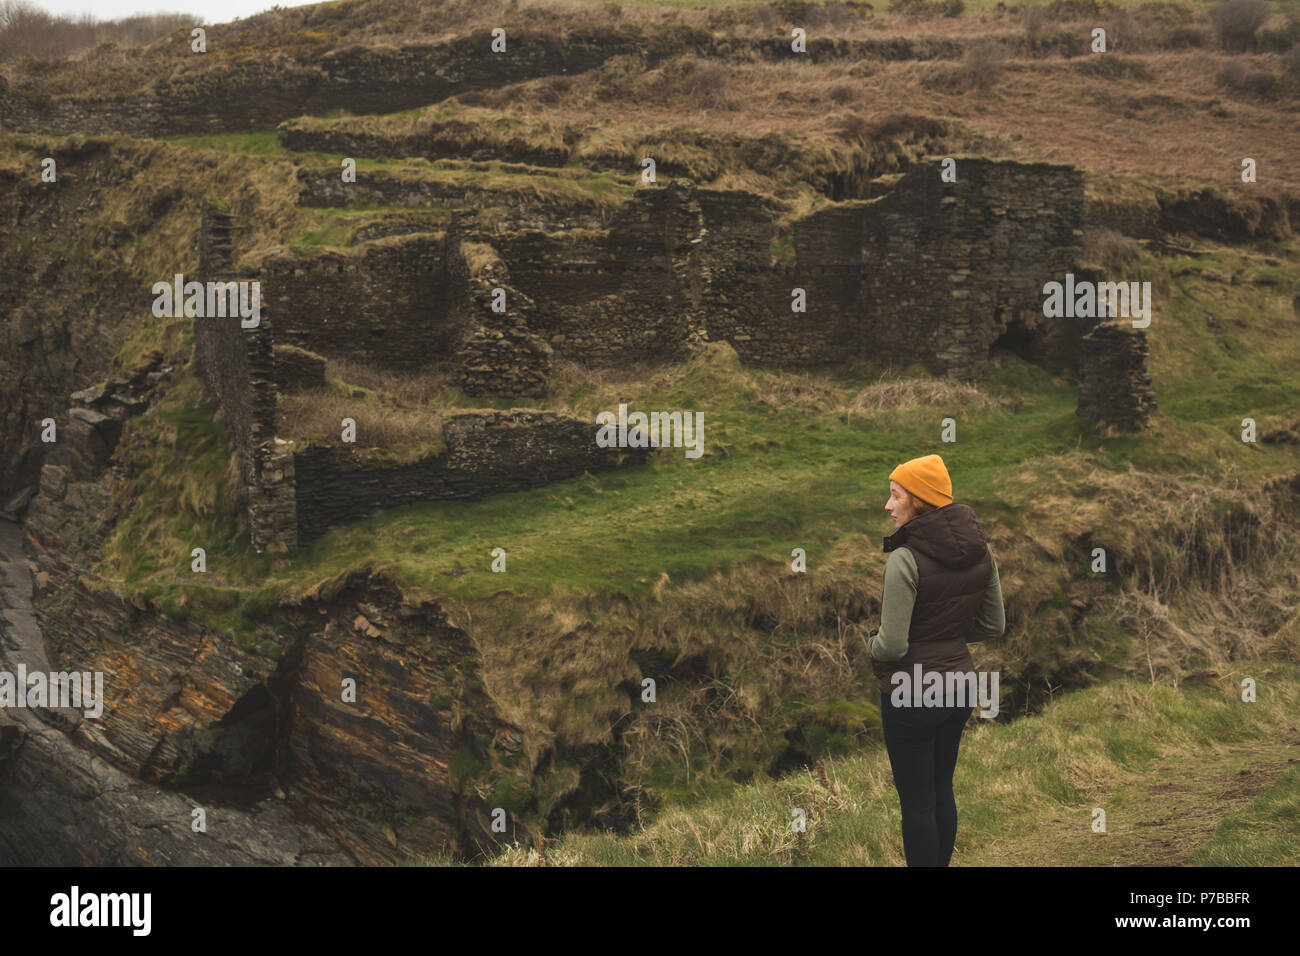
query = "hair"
(901, 488, 938, 516)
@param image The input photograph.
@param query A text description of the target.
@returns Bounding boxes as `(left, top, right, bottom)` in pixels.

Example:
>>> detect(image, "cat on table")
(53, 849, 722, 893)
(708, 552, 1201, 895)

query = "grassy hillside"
(77, 221, 1300, 815)
(477, 647, 1300, 865)
(5, 0, 1299, 858)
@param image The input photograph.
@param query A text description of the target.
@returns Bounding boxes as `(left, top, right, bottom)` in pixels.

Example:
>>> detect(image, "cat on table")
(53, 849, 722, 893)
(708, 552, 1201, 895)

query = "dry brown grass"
(278, 386, 447, 454)
(280, 37, 1300, 196)
(1081, 226, 1149, 274)
(326, 356, 453, 407)
(12, 3, 1299, 193)
(845, 376, 1010, 413)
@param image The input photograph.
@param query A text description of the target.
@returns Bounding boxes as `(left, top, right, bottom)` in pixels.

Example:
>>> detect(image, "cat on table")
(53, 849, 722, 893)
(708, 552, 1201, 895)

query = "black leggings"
(880, 691, 970, 866)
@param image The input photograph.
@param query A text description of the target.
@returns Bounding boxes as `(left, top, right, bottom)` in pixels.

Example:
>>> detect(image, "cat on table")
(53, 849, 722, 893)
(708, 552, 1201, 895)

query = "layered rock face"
(0, 517, 353, 865)
(0, 140, 147, 504)
(2, 512, 509, 864)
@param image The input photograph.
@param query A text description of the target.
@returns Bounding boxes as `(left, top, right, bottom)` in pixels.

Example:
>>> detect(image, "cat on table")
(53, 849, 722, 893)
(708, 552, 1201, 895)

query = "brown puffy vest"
(872, 502, 991, 696)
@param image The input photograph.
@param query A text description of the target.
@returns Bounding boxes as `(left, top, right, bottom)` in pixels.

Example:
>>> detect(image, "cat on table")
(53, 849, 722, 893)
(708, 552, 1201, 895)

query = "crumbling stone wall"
(194, 202, 296, 554)
(191, 158, 1096, 550)
(1076, 323, 1157, 431)
(490, 182, 710, 367)
(450, 237, 553, 398)
(294, 167, 609, 232)
(194, 204, 258, 465)
(292, 410, 650, 546)
(192, 207, 652, 552)
(465, 159, 1084, 380)
(273, 345, 327, 393)
(260, 234, 467, 373)
(857, 159, 1084, 379)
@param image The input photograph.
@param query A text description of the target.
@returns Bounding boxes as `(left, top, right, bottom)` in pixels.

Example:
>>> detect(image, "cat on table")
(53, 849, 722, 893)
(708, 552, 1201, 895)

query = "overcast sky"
(30, 0, 321, 23)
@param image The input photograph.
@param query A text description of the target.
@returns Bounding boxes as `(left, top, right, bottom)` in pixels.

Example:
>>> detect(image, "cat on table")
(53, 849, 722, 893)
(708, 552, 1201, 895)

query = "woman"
(867, 453, 1005, 866)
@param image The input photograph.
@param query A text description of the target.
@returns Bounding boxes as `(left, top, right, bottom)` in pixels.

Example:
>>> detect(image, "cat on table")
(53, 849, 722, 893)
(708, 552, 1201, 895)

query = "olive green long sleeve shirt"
(868, 544, 1005, 661)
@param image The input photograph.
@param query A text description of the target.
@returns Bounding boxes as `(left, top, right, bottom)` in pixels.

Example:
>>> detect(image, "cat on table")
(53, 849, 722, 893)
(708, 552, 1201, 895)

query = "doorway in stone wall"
(990, 310, 1042, 366)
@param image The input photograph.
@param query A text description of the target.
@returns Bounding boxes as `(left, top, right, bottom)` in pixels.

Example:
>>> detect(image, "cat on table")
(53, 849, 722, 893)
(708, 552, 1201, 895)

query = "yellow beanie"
(889, 454, 953, 507)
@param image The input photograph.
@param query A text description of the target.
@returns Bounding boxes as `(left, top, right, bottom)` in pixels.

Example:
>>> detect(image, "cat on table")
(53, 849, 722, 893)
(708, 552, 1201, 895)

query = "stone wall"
(294, 166, 608, 232)
(194, 202, 296, 554)
(856, 159, 1084, 379)
(194, 204, 259, 467)
(259, 234, 467, 373)
(273, 344, 327, 393)
(462, 159, 1084, 380)
(292, 410, 651, 546)
(191, 208, 652, 552)
(192, 159, 1097, 550)
(1076, 323, 1157, 431)
(450, 237, 553, 398)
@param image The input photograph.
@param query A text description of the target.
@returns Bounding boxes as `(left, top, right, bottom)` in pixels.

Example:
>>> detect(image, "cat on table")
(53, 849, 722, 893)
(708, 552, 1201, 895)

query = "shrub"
(1081, 228, 1147, 274)
(660, 57, 735, 110)
(773, 0, 817, 20)
(1217, 58, 1277, 93)
(1022, 6, 1051, 47)
(828, 82, 856, 104)
(1042, 0, 1121, 18)
(534, 74, 573, 106)
(1109, 9, 1144, 51)
(1208, 0, 1269, 52)
(1285, 43, 1300, 80)
(1074, 54, 1154, 80)
(808, 1, 862, 28)
(1166, 24, 1210, 48)
(889, 0, 964, 18)
(960, 41, 1007, 91)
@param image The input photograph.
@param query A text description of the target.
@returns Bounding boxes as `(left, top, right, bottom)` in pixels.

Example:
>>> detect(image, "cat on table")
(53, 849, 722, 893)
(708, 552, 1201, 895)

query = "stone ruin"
(1076, 323, 1158, 432)
(193, 204, 649, 554)
(192, 157, 1160, 551)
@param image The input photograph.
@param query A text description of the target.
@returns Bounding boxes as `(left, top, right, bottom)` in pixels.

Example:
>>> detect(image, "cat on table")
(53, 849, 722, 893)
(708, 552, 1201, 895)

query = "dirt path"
(961, 737, 1300, 866)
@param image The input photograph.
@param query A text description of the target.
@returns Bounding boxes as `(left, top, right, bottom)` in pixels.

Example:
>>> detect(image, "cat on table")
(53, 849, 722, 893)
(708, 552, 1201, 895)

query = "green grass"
(162, 130, 288, 155)
(98, 236, 1300, 611)
(287, 205, 452, 253)
(49, 117, 1300, 842)
(479, 658, 1300, 866)
(1190, 762, 1300, 866)
(277, 356, 1083, 603)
